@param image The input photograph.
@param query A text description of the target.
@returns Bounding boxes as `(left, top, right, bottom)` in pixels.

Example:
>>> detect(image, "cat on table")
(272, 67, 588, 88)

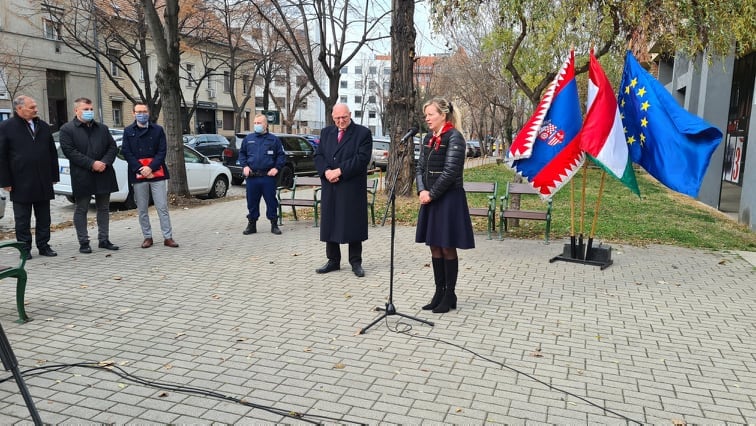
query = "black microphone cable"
(384, 318, 644, 425)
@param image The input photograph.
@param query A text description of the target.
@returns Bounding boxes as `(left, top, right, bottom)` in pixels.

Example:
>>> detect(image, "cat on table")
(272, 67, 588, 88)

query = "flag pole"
(585, 170, 606, 262)
(569, 176, 577, 258)
(578, 164, 588, 259)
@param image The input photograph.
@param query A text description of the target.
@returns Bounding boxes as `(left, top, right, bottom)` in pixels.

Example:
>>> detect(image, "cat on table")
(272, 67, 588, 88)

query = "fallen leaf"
(657, 280, 667, 285)
(455, 408, 463, 413)
(530, 348, 543, 358)
(303, 347, 312, 352)
(596, 335, 602, 341)
(236, 337, 246, 342)
(718, 259, 727, 265)
(119, 361, 130, 366)
(211, 294, 221, 299)
(118, 383, 126, 389)
(113, 276, 121, 280)
(79, 285, 88, 288)
(333, 363, 346, 369)
(158, 392, 169, 398)
(98, 360, 114, 367)
(672, 419, 686, 426)
(163, 363, 173, 370)
(175, 332, 186, 338)
(36, 359, 47, 365)
(344, 293, 352, 299)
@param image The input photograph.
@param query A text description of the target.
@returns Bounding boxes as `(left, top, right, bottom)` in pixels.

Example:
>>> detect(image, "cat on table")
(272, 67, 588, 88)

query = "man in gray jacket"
(60, 97, 120, 254)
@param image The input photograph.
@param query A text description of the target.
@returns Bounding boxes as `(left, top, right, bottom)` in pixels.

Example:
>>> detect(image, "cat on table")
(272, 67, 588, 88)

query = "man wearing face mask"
(60, 97, 119, 254)
(238, 114, 285, 235)
(121, 102, 178, 249)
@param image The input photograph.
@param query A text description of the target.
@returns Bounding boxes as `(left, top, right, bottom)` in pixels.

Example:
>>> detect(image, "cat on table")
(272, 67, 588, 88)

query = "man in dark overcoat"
(59, 97, 119, 254)
(314, 103, 372, 277)
(0, 95, 60, 259)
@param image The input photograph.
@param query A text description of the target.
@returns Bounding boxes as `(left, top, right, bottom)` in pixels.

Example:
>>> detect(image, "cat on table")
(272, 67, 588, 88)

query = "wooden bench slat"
(462, 181, 497, 239)
(499, 182, 552, 243)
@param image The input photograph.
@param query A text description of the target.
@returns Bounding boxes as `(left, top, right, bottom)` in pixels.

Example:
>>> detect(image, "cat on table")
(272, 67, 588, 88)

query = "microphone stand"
(0, 321, 43, 425)
(359, 133, 434, 334)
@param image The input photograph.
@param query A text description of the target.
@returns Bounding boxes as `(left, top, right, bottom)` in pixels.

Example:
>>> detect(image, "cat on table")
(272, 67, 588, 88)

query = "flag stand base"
(550, 240, 613, 270)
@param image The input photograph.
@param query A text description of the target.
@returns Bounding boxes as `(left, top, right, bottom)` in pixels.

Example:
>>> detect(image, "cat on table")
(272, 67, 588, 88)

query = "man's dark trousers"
(245, 175, 278, 221)
(13, 200, 51, 250)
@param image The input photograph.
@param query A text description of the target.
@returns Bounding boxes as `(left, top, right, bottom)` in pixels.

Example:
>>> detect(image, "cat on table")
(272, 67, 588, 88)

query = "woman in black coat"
(415, 97, 475, 313)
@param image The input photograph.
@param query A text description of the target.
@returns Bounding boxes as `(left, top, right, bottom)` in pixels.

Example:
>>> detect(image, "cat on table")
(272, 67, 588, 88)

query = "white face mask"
(254, 124, 265, 133)
(81, 110, 95, 122)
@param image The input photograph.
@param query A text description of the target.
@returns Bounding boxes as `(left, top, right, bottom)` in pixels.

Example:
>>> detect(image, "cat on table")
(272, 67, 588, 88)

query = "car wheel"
(231, 176, 244, 185)
(278, 165, 294, 189)
(208, 176, 229, 198)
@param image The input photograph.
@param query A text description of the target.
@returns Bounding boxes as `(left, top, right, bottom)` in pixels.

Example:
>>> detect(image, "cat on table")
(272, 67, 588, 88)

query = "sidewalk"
(0, 196, 754, 423)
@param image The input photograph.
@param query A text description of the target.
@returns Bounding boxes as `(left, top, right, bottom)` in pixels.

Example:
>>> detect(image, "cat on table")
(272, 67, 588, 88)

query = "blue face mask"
(254, 124, 265, 134)
(81, 110, 95, 122)
(135, 113, 149, 125)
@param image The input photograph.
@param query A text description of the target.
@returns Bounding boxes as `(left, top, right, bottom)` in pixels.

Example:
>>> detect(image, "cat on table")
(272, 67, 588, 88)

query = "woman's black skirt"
(415, 186, 475, 249)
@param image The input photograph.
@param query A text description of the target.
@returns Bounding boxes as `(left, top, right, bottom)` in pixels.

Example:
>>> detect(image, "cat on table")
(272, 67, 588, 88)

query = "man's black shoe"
(351, 264, 365, 277)
(98, 240, 119, 250)
(315, 261, 340, 274)
(79, 243, 92, 254)
(38, 246, 57, 257)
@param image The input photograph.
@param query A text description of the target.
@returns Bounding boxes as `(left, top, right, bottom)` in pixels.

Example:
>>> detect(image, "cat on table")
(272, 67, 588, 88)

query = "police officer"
(239, 114, 286, 235)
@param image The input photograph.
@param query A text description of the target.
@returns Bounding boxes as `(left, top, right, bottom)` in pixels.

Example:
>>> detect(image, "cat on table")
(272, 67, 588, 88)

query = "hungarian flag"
(509, 50, 584, 199)
(579, 51, 640, 195)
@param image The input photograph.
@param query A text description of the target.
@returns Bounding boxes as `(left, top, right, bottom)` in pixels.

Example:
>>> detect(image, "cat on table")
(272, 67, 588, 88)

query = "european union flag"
(618, 51, 723, 197)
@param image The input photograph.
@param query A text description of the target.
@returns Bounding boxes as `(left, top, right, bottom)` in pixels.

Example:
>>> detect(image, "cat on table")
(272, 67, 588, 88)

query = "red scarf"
(427, 122, 454, 151)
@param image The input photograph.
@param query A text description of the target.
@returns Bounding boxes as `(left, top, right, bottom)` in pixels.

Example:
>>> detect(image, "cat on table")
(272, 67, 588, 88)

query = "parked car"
(370, 137, 390, 171)
(467, 140, 482, 158)
(414, 136, 422, 162)
(54, 141, 231, 209)
(232, 133, 318, 188)
(303, 134, 320, 150)
(182, 133, 231, 160)
(0, 189, 6, 219)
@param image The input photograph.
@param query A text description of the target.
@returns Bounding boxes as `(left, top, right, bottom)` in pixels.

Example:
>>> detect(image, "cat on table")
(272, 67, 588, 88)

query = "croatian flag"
(509, 51, 584, 199)
(579, 50, 640, 195)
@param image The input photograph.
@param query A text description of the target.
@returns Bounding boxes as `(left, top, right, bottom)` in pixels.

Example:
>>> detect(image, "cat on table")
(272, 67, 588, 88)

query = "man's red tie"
(338, 129, 344, 143)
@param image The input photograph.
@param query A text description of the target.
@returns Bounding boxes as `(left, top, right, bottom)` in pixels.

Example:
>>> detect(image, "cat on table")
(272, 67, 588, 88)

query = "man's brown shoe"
(164, 238, 179, 248)
(141, 238, 153, 248)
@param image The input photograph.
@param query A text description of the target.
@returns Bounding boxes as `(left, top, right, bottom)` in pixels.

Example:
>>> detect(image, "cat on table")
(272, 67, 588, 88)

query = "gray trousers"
(134, 179, 172, 239)
(74, 193, 110, 244)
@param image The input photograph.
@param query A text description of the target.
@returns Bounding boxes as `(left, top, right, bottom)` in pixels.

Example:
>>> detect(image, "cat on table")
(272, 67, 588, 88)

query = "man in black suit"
(313, 103, 373, 277)
(0, 95, 60, 259)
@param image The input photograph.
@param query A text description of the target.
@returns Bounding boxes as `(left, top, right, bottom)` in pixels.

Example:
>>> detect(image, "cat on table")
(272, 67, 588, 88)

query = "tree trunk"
(386, 0, 416, 197)
(141, 0, 189, 198)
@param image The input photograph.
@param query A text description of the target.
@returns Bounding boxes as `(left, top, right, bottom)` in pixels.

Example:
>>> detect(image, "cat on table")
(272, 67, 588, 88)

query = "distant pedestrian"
(238, 114, 285, 235)
(59, 97, 120, 254)
(121, 102, 179, 249)
(0, 95, 60, 259)
(415, 97, 475, 313)
(313, 103, 372, 277)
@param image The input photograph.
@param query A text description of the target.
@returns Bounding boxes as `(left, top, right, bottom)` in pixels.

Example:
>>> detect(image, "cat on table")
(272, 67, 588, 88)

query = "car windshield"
(373, 141, 390, 151)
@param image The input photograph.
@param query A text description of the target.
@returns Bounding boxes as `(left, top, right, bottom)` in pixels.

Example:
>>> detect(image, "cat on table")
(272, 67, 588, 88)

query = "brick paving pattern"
(0, 195, 754, 424)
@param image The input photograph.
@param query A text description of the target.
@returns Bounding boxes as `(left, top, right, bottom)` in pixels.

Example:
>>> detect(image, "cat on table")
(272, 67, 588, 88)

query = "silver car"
(370, 137, 390, 171)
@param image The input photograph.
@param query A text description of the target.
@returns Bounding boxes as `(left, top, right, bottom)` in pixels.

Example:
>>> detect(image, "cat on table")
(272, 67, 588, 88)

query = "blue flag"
(618, 51, 723, 197)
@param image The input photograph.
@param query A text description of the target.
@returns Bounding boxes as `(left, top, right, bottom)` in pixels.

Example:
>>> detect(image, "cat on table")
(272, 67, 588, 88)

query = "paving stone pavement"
(0, 196, 754, 424)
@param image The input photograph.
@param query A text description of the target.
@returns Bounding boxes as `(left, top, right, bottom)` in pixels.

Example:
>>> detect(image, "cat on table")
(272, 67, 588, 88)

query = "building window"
(0, 69, 7, 99)
(274, 96, 285, 107)
(255, 96, 264, 108)
(299, 98, 308, 108)
(383, 67, 390, 75)
(354, 110, 363, 118)
(368, 95, 376, 103)
(43, 18, 60, 40)
(223, 71, 230, 92)
(242, 75, 249, 94)
(368, 110, 376, 119)
(369, 66, 377, 75)
(223, 110, 234, 130)
(354, 66, 362, 74)
(368, 81, 376, 90)
(139, 56, 149, 82)
(111, 101, 123, 127)
(340, 95, 347, 103)
(355, 80, 363, 90)
(340, 80, 348, 89)
(107, 49, 121, 77)
(274, 74, 286, 87)
(186, 64, 195, 87)
(383, 82, 389, 92)
(340, 67, 348, 74)
(355, 95, 362, 104)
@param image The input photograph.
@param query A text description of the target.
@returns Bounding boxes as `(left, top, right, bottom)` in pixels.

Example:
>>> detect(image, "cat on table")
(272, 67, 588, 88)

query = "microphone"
(399, 128, 419, 143)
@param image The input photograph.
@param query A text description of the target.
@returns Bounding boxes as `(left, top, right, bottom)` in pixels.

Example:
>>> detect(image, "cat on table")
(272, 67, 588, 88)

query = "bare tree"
(43, 0, 162, 117)
(250, 0, 391, 123)
(385, 0, 417, 196)
(0, 38, 41, 100)
(141, 0, 190, 197)
(270, 69, 316, 134)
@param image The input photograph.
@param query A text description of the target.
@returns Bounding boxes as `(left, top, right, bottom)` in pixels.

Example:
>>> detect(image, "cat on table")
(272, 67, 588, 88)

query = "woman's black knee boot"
(422, 257, 445, 310)
(433, 258, 458, 313)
